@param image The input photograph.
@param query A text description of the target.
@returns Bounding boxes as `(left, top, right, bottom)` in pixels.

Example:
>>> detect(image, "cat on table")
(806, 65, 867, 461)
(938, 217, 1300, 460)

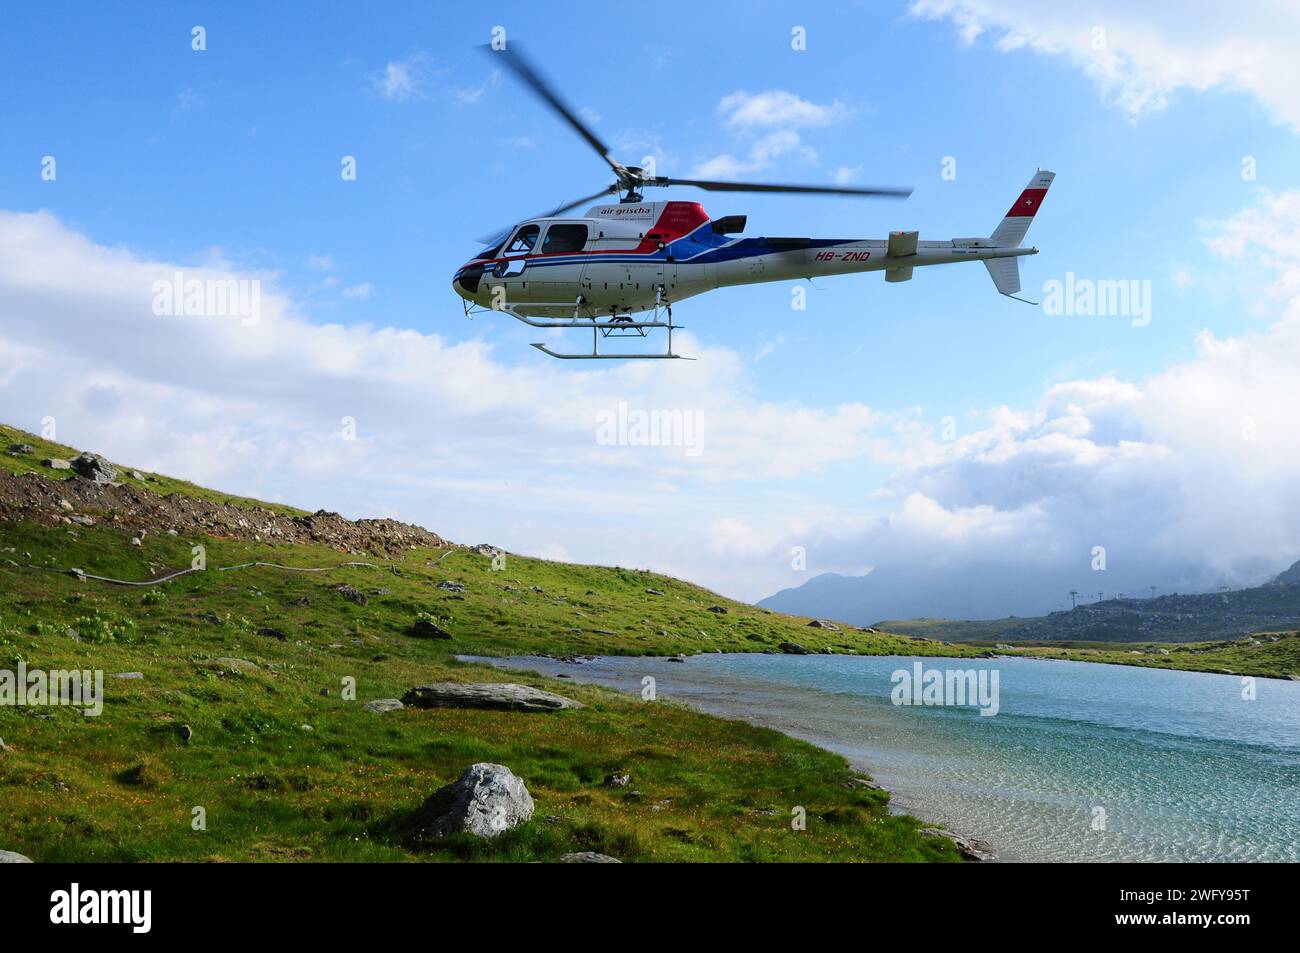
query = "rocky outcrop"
(70, 452, 117, 484)
(409, 763, 534, 839)
(0, 470, 451, 556)
(401, 682, 582, 712)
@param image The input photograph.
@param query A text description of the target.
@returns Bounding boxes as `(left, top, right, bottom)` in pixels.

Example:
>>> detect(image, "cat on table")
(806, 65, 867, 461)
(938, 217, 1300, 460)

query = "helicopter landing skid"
(506, 290, 690, 360)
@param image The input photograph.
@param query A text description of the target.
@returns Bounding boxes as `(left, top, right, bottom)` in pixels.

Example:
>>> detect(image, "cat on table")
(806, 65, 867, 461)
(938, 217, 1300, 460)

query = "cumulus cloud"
(755, 190, 1300, 611)
(688, 89, 852, 180)
(911, 0, 1300, 128)
(0, 208, 890, 594)
(5, 189, 1300, 608)
(717, 90, 851, 129)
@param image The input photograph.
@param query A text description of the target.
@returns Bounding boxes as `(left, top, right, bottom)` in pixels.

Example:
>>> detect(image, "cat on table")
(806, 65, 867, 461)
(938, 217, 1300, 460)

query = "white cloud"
(0, 209, 891, 599)
(373, 56, 425, 101)
(341, 282, 373, 300)
(690, 130, 816, 180)
(911, 0, 1300, 128)
(306, 254, 334, 271)
(718, 90, 850, 129)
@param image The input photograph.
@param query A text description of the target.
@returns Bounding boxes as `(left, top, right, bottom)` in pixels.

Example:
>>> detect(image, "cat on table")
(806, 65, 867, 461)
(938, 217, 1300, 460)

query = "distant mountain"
(876, 560, 1300, 643)
(758, 563, 1117, 627)
(760, 560, 1300, 643)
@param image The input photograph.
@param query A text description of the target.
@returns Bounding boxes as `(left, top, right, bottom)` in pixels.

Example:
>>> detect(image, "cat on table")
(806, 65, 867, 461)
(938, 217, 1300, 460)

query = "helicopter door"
(489, 222, 542, 305)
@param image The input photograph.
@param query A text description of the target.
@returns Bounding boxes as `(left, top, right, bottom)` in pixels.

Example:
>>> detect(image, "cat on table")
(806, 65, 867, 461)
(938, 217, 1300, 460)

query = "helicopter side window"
(541, 224, 589, 254)
(505, 224, 541, 255)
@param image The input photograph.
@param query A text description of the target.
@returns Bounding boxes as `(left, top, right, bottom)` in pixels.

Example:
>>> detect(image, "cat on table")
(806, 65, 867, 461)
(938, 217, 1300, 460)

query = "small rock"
(331, 584, 368, 606)
(177, 724, 193, 742)
(706, 605, 728, 613)
(407, 618, 453, 639)
(7, 443, 34, 455)
(44, 458, 71, 470)
(807, 619, 840, 631)
(319, 688, 331, 697)
(364, 698, 405, 713)
(292, 596, 312, 607)
(846, 776, 882, 791)
(645, 588, 665, 596)
(0, 850, 33, 863)
(130, 470, 144, 481)
(130, 538, 142, 547)
(778, 641, 811, 655)
(210, 657, 259, 674)
(604, 773, 631, 788)
(300, 724, 314, 732)
(559, 852, 621, 863)
(258, 627, 287, 641)
(437, 580, 468, 593)
(409, 763, 534, 839)
(58, 499, 74, 512)
(111, 672, 144, 680)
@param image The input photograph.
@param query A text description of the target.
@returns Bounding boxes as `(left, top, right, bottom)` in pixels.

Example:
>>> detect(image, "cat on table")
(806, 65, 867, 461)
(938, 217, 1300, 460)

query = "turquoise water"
(481, 654, 1300, 862)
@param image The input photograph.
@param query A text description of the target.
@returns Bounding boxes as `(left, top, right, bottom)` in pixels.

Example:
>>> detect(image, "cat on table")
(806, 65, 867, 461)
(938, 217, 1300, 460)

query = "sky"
(2, 1, 1300, 616)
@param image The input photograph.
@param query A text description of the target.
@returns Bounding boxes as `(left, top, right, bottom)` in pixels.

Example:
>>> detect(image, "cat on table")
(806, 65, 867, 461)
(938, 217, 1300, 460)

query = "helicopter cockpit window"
(541, 223, 589, 254)
(505, 224, 541, 255)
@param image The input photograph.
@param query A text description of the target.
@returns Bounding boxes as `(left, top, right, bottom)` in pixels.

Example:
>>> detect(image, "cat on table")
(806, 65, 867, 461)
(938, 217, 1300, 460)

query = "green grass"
(971, 636, 1300, 680)
(0, 423, 305, 516)
(0, 518, 966, 862)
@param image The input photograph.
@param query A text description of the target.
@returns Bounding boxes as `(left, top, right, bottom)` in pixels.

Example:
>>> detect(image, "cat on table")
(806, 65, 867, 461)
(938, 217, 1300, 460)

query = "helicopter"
(452, 45, 1054, 360)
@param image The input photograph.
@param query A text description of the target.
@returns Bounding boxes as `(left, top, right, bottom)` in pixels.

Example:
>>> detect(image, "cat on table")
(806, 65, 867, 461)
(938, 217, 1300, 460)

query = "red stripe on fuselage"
(1004, 188, 1048, 218)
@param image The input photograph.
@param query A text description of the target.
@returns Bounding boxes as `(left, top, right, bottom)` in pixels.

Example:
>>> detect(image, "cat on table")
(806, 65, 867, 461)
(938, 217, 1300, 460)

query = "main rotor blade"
(482, 44, 623, 178)
(474, 185, 619, 246)
(544, 185, 620, 217)
(662, 177, 913, 198)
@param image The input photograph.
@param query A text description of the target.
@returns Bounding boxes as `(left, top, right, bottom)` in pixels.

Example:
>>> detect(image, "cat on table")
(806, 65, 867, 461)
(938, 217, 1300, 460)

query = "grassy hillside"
(0, 426, 970, 863)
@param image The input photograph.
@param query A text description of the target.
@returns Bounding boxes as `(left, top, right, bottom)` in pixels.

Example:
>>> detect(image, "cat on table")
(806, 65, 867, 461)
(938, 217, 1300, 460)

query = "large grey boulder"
(412, 763, 534, 839)
(0, 850, 33, 863)
(401, 682, 582, 712)
(70, 452, 117, 484)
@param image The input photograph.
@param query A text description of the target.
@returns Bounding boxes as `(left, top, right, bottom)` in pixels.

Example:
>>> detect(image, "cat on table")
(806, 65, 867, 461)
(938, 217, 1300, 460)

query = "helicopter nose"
(453, 263, 484, 298)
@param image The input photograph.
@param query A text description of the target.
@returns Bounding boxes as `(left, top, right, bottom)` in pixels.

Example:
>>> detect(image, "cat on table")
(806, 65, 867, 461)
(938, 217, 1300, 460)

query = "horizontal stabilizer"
(885, 266, 914, 283)
(887, 230, 918, 258)
(984, 257, 1020, 295)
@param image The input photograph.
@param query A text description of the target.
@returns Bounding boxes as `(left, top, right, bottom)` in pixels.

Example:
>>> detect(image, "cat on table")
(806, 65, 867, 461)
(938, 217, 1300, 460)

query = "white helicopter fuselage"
(452, 171, 1053, 321)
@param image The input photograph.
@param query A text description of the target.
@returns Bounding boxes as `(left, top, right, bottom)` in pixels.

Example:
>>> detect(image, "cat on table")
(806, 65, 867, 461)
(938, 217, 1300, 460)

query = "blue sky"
(3, 2, 1300, 613)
